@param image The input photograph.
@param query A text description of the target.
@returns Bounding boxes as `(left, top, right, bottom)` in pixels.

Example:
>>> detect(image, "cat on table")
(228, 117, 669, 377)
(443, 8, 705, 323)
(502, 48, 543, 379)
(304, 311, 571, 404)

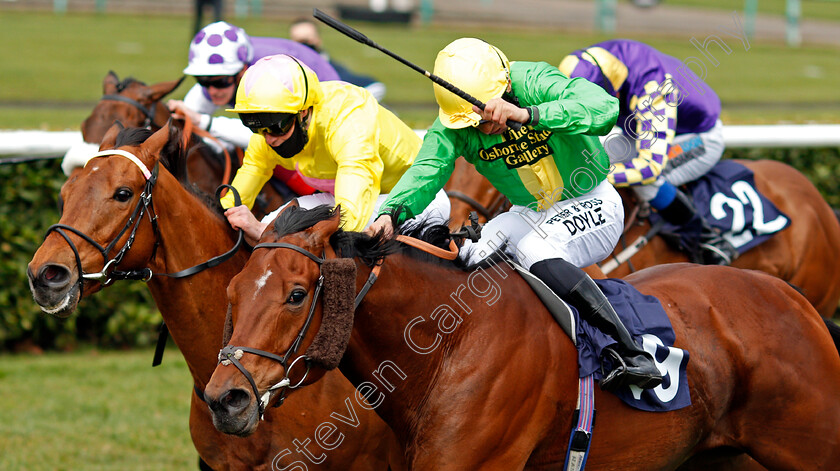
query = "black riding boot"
(656, 188, 738, 265)
(530, 258, 663, 391)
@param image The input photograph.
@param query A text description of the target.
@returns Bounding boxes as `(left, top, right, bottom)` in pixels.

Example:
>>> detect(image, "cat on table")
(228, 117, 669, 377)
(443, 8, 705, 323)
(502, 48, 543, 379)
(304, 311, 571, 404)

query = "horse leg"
(734, 320, 840, 469)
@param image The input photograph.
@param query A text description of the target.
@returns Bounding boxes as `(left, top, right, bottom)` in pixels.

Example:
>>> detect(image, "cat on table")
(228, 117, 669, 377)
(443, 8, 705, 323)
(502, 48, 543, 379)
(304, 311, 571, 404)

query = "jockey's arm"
(377, 125, 458, 226)
(520, 63, 618, 136)
(180, 84, 253, 149)
(608, 82, 678, 187)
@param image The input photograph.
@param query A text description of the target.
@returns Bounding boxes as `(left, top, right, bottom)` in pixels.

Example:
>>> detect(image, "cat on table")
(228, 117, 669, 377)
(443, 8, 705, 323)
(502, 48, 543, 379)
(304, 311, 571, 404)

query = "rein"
(446, 189, 510, 221)
(101, 94, 157, 129)
(102, 90, 236, 187)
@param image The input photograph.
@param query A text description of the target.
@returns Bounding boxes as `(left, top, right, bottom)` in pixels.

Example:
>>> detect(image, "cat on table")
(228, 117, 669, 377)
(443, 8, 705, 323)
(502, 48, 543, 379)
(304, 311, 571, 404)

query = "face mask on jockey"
(270, 113, 309, 159)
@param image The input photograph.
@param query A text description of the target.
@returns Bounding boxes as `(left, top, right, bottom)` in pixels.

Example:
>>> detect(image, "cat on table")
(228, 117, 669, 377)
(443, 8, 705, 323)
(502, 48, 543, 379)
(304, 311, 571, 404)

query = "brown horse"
(446, 159, 840, 317)
(28, 124, 397, 470)
(203, 205, 840, 470)
(77, 71, 286, 220)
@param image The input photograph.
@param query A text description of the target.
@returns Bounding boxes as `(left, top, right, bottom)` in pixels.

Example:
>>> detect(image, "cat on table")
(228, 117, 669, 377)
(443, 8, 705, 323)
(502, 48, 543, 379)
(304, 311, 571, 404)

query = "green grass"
(1, 10, 838, 132)
(663, 0, 840, 22)
(0, 348, 196, 471)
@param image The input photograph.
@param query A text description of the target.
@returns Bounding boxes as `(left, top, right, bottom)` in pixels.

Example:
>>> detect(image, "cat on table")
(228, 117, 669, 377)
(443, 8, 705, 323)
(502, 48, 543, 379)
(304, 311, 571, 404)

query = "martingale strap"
(563, 375, 596, 471)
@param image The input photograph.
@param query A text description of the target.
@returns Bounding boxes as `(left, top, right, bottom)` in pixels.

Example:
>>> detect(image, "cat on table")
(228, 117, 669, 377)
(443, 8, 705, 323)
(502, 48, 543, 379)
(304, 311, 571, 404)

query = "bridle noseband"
(46, 150, 162, 292)
(216, 240, 384, 419)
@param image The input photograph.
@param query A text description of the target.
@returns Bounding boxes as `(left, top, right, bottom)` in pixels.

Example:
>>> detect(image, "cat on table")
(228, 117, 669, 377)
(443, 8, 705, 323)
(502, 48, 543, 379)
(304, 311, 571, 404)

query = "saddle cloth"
(651, 160, 790, 255)
(516, 265, 691, 412)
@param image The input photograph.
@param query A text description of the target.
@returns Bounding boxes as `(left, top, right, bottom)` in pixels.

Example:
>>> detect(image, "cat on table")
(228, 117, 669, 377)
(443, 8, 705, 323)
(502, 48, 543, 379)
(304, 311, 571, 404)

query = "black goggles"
(240, 113, 297, 136)
(196, 75, 236, 89)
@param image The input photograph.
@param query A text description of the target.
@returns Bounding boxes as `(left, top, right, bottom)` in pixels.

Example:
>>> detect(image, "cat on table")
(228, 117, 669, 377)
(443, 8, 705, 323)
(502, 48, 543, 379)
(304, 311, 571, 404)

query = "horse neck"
(145, 172, 248, 385)
(342, 254, 502, 442)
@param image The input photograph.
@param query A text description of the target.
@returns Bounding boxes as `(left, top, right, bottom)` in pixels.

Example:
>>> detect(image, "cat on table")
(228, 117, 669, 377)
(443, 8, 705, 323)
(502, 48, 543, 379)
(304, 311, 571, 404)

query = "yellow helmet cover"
(228, 54, 323, 114)
(433, 38, 510, 129)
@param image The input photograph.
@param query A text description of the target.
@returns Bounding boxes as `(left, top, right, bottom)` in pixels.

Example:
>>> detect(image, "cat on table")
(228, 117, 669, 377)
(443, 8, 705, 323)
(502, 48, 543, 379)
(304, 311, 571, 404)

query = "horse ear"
(307, 205, 342, 240)
(145, 76, 186, 103)
(104, 71, 120, 95)
(99, 122, 123, 150)
(141, 123, 173, 161)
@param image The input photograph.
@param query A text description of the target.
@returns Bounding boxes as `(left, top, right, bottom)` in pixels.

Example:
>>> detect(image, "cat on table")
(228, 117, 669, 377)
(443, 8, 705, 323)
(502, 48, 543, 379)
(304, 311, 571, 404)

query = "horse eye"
(113, 187, 133, 202)
(287, 289, 307, 305)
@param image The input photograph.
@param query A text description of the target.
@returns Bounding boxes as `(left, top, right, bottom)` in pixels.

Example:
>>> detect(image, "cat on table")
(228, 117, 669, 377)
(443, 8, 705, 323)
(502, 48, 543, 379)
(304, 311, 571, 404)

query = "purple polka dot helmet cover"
(184, 21, 254, 76)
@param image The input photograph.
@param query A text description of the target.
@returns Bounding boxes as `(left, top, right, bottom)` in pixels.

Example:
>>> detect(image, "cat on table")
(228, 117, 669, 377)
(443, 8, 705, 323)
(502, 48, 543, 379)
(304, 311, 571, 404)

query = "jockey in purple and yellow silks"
(367, 38, 662, 392)
(559, 39, 737, 265)
(220, 54, 449, 240)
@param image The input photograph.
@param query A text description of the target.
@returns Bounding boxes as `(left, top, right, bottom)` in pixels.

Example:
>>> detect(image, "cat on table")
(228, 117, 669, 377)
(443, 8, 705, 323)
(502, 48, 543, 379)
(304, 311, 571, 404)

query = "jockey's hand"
(473, 98, 529, 134)
(224, 205, 266, 245)
(166, 100, 201, 127)
(365, 215, 394, 239)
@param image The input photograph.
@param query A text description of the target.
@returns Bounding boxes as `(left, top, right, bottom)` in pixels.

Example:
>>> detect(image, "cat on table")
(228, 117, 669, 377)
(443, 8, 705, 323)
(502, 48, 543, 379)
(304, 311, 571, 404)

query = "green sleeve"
(514, 61, 618, 136)
(378, 120, 461, 224)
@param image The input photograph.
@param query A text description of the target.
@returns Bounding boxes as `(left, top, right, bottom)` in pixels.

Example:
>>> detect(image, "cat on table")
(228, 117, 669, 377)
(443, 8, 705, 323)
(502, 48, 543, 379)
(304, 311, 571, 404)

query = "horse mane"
(271, 205, 501, 271)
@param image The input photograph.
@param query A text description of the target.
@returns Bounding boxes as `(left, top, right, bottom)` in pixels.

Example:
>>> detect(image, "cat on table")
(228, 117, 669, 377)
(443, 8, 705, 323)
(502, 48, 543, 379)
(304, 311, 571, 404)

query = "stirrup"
(599, 347, 662, 391)
(698, 240, 735, 265)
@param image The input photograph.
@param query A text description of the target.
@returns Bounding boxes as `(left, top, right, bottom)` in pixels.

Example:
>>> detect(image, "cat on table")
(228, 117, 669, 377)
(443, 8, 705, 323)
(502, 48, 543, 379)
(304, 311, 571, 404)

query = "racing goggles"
(196, 75, 237, 89)
(240, 112, 297, 137)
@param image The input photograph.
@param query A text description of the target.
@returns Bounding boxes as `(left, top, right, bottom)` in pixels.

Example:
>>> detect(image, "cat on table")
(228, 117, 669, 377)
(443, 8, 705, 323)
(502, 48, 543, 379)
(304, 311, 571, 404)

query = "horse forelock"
(116, 77, 146, 93)
(114, 127, 154, 148)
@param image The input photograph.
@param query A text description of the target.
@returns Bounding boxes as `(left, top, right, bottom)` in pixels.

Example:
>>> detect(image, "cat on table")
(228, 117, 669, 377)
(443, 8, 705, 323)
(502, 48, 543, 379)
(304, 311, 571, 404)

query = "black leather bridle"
(44, 151, 244, 289)
(215, 241, 381, 419)
(100, 94, 158, 129)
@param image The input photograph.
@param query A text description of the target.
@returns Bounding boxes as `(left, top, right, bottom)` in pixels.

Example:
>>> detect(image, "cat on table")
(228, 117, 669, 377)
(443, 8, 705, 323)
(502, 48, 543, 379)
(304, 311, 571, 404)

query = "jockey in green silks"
(367, 38, 662, 392)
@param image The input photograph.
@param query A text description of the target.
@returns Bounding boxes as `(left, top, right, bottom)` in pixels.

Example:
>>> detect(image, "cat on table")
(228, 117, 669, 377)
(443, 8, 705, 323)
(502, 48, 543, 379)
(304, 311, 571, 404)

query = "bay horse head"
(28, 122, 185, 317)
(81, 71, 182, 144)
(204, 204, 382, 436)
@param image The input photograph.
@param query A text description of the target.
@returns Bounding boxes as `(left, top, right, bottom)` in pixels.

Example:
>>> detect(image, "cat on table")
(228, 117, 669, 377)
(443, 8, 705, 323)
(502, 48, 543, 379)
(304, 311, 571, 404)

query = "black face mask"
(270, 115, 309, 158)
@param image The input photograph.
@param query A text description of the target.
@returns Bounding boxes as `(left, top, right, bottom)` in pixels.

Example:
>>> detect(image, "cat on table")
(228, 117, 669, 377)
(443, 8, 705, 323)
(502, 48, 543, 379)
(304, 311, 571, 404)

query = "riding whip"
(312, 8, 523, 131)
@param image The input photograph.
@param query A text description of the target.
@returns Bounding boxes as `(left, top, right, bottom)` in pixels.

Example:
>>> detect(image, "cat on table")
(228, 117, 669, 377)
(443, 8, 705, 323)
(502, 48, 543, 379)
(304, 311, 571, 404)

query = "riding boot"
(655, 187, 738, 265)
(530, 258, 663, 392)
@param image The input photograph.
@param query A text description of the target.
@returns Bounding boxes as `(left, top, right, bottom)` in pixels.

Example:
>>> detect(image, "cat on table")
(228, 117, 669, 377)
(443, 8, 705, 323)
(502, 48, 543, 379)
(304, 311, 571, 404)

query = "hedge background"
(1, 147, 838, 351)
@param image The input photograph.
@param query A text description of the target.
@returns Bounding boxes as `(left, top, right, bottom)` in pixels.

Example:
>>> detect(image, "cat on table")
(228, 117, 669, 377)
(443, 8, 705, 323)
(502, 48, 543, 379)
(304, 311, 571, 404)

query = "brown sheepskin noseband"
(304, 258, 357, 370)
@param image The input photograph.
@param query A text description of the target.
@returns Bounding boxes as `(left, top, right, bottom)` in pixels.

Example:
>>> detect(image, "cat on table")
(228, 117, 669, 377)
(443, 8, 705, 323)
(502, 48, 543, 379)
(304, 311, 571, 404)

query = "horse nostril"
(218, 388, 251, 415)
(38, 264, 71, 288)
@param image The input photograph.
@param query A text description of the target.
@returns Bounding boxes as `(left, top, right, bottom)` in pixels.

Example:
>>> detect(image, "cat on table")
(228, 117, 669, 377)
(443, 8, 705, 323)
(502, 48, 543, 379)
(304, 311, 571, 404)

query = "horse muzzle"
(204, 382, 260, 437)
(27, 263, 81, 318)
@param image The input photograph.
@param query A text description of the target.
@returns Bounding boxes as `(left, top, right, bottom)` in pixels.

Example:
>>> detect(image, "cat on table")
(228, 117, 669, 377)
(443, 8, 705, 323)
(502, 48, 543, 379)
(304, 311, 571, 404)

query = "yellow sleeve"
(608, 80, 678, 187)
(220, 134, 280, 209)
(324, 99, 383, 232)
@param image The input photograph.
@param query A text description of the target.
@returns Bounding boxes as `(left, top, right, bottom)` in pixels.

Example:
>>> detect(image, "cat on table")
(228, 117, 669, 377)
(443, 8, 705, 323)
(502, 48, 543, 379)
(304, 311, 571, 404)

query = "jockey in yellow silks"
(220, 54, 449, 240)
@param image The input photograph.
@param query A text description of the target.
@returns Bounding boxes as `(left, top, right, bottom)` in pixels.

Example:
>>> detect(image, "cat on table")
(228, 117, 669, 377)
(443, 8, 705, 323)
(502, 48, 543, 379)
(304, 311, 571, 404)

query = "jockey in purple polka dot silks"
(367, 38, 662, 392)
(167, 21, 340, 152)
(559, 39, 738, 265)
